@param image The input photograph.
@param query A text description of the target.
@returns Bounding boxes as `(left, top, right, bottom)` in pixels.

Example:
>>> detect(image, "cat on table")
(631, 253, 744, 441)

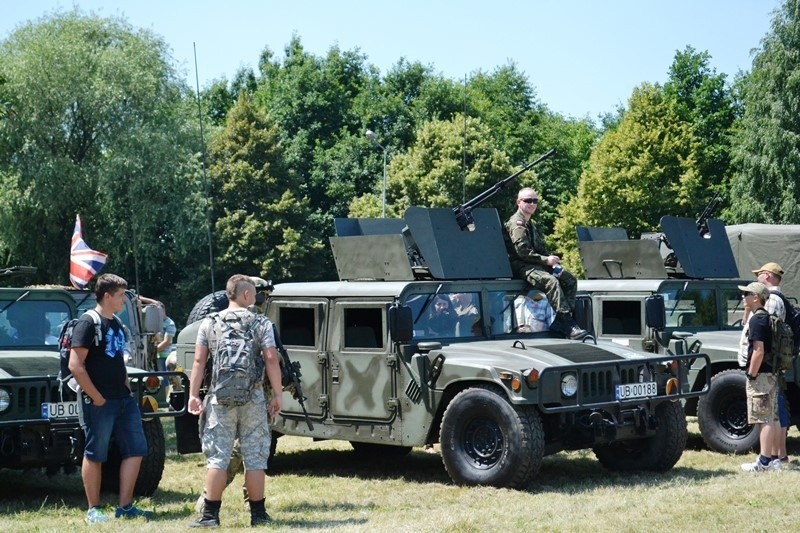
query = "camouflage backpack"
(208, 310, 264, 406)
(756, 308, 794, 373)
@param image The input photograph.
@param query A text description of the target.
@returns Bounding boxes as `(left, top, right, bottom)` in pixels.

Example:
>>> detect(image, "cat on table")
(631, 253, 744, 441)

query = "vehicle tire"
(100, 418, 166, 497)
(187, 290, 228, 325)
(593, 400, 687, 471)
(439, 385, 543, 489)
(697, 369, 757, 454)
(349, 441, 413, 457)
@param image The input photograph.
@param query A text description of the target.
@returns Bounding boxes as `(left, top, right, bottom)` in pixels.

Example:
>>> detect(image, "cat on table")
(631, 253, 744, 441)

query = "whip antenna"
(194, 42, 215, 294)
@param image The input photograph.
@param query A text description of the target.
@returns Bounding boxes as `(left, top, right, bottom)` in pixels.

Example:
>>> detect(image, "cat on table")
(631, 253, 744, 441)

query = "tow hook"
(588, 411, 614, 439)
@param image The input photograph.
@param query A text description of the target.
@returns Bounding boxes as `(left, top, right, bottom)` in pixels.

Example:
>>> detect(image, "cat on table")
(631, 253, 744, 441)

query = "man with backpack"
(67, 273, 153, 523)
(755, 262, 797, 466)
(739, 281, 782, 472)
(187, 274, 283, 528)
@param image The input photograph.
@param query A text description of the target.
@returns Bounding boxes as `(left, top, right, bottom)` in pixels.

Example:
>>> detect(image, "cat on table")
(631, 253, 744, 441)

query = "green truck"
(173, 206, 709, 489)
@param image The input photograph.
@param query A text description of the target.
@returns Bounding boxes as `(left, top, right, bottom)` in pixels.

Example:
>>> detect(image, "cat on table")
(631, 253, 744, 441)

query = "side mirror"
(573, 293, 594, 336)
(389, 304, 413, 343)
(142, 305, 163, 334)
(645, 295, 666, 330)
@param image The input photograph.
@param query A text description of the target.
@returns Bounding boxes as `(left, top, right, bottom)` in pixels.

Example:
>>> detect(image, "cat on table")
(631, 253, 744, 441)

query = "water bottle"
(552, 264, 563, 278)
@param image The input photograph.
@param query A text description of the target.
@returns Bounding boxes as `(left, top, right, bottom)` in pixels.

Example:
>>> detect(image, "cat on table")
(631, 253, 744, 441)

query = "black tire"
(697, 369, 757, 454)
(349, 441, 413, 457)
(439, 385, 543, 489)
(187, 290, 229, 325)
(593, 400, 687, 472)
(100, 417, 166, 497)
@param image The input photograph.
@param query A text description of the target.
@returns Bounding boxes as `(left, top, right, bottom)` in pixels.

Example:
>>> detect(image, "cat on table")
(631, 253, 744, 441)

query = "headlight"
(561, 373, 578, 397)
(0, 388, 11, 413)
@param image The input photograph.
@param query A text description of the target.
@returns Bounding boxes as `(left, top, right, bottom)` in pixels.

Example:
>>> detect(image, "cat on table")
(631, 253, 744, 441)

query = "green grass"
(1, 418, 799, 531)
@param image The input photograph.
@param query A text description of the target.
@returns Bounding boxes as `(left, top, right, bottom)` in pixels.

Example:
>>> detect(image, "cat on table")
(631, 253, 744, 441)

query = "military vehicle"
(173, 165, 709, 488)
(574, 216, 800, 454)
(0, 268, 187, 495)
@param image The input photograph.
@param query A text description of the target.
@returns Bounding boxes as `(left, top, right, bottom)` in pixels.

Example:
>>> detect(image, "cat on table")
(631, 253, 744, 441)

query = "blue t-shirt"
(72, 312, 130, 399)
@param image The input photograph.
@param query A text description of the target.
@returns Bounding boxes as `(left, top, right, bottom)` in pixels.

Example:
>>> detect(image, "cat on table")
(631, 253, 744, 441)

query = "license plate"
(616, 381, 657, 400)
(41, 401, 79, 419)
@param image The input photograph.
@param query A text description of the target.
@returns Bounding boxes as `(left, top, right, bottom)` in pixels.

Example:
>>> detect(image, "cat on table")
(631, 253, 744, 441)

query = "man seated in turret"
(503, 187, 589, 340)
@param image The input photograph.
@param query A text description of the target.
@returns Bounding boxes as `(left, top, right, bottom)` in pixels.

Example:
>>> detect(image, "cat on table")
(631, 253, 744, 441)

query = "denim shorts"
(778, 390, 790, 428)
(83, 396, 148, 463)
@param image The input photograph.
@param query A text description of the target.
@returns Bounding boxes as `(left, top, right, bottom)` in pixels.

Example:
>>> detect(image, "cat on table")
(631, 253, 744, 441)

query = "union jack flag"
(70, 214, 107, 289)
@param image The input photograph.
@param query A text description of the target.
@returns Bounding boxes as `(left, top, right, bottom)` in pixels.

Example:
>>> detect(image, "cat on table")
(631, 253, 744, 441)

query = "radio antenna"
(462, 73, 467, 203)
(194, 42, 215, 294)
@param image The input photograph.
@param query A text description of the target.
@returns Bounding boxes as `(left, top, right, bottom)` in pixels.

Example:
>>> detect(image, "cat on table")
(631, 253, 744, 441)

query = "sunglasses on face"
(520, 198, 539, 204)
(741, 291, 754, 298)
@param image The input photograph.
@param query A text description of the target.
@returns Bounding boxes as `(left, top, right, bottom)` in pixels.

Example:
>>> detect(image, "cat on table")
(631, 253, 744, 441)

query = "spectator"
(68, 273, 153, 522)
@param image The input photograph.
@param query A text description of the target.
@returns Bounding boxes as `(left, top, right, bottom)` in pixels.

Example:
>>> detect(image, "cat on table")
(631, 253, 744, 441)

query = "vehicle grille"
(580, 366, 639, 399)
(0, 381, 76, 420)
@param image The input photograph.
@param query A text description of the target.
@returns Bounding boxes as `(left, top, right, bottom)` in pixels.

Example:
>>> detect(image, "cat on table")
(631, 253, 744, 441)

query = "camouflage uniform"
(504, 209, 577, 315)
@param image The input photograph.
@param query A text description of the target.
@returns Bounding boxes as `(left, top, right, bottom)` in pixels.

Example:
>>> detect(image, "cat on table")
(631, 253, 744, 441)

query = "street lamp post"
(365, 129, 387, 218)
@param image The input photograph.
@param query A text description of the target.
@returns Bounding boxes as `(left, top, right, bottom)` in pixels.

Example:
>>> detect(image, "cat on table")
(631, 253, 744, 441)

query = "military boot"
(249, 498, 272, 527)
(188, 499, 221, 528)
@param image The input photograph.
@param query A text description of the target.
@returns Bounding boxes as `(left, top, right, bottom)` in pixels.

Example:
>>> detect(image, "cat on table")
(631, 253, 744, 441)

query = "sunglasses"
(741, 291, 754, 298)
(520, 198, 539, 204)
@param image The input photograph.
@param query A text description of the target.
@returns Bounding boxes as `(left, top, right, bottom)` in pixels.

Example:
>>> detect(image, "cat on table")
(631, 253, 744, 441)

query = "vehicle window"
(72, 292, 133, 332)
(601, 300, 642, 335)
(488, 290, 553, 335)
(723, 288, 745, 327)
(406, 292, 484, 340)
(278, 307, 316, 347)
(343, 307, 384, 349)
(0, 299, 71, 346)
(661, 288, 717, 328)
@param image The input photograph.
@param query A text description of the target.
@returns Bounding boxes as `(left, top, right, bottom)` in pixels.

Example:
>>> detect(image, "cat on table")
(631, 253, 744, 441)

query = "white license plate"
(616, 381, 657, 400)
(41, 401, 79, 419)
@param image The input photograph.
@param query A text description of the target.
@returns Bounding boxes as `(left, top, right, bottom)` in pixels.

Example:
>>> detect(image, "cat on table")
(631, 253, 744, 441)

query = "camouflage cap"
(737, 281, 769, 302)
(752, 262, 784, 277)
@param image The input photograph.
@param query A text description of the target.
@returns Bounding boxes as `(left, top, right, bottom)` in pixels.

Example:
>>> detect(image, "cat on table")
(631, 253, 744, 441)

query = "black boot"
(565, 316, 589, 340)
(189, 499, 221, 528)
(249, 498, 272, 526)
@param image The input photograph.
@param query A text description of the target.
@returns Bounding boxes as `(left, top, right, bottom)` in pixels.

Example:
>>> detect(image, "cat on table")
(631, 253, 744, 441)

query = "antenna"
(193, 42, 215, 294)
(462, 73, 467, 203)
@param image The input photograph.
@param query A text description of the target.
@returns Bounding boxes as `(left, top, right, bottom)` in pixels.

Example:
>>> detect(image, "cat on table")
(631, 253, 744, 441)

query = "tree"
(208, 94, 323, 281)
(0, 10, 205, 294)
(728, 0, 800, 223)
(553, 84, 701, 271)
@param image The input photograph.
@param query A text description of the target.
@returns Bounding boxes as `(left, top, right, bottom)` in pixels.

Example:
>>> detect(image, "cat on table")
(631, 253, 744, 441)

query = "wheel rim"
(716, 391, 752, 438)
(462, 416, 503, 469)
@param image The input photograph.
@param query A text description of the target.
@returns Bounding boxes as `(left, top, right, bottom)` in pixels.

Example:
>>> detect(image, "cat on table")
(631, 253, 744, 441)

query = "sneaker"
(251, 510, 272, 526)
(188, 514, 221, 528)
(741, 458, 770, 472)
(86, 507, 109, 524)
(768, 458, 782, 471)
(115, 504, 154, 520)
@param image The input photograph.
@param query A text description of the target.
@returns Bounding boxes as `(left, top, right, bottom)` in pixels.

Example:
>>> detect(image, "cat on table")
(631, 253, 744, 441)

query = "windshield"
(0, 299, 71, 347)
(658, 283, 744, 329)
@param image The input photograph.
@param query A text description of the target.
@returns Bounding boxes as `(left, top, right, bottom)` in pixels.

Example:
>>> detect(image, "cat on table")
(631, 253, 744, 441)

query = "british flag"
(70, 214, 107, 289)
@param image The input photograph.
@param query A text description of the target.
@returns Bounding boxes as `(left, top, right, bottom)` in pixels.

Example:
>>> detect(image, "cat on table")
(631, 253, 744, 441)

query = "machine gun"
(696, 192, 722, 237)
(453, 148, 556, 231)
(273, 324, 313, 431)
(0, 266, 37, 280)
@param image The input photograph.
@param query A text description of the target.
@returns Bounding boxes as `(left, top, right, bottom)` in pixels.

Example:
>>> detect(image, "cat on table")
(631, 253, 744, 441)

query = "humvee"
(174, 205, 709, 489)
(0, 269, 187, 495)
(574, 217, 800, 454)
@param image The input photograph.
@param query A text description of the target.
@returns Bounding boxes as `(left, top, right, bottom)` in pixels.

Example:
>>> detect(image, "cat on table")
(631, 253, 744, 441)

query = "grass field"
(1, 418, 799, 532)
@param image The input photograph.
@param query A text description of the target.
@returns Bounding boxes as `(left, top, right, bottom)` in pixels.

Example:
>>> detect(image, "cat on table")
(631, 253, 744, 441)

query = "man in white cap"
(738, 281, 781, 472)
(753, 262, 790, 467)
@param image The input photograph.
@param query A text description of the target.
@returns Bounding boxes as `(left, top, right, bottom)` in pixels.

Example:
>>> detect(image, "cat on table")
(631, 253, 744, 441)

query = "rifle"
(273, 325, 313, 430)
(696, 192, 722, 237)
(453, 148, 556, 231)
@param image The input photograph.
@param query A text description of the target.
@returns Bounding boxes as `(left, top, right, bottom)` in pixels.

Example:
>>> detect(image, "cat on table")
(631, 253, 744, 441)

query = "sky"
(1, 1, 783, 120)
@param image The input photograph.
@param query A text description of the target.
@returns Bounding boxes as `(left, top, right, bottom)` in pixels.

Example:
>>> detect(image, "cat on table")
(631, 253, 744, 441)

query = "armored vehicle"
(0, 271, 187, 495)
(174, 203, 709, 489)
(574, 217, 800, 454)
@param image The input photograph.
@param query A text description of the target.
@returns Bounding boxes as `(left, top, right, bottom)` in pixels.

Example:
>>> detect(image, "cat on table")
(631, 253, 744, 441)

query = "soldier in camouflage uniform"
(504, 187, 589, 340)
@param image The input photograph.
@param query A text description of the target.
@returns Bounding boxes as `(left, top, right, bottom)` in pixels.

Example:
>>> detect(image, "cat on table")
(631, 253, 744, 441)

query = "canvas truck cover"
(727, 223, 800, 299)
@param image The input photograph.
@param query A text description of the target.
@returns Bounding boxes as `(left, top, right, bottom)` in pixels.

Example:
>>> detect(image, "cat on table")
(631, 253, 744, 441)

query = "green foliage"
(0, 10, 204, 297)
(209, 94, 324, 281)
(728, 0, 800, 223)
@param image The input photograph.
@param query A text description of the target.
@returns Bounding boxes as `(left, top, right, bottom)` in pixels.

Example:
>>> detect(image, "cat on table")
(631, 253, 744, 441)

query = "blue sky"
(2, 1, 781, 120)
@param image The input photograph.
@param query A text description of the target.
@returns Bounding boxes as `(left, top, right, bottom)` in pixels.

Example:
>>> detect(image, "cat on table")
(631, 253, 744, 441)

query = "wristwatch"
(746, 373, 756, 380)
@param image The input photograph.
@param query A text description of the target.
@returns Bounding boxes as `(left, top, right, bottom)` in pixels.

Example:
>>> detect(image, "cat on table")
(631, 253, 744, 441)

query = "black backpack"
(57, 310, 105, 387)
(770, 290, 800, 357)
